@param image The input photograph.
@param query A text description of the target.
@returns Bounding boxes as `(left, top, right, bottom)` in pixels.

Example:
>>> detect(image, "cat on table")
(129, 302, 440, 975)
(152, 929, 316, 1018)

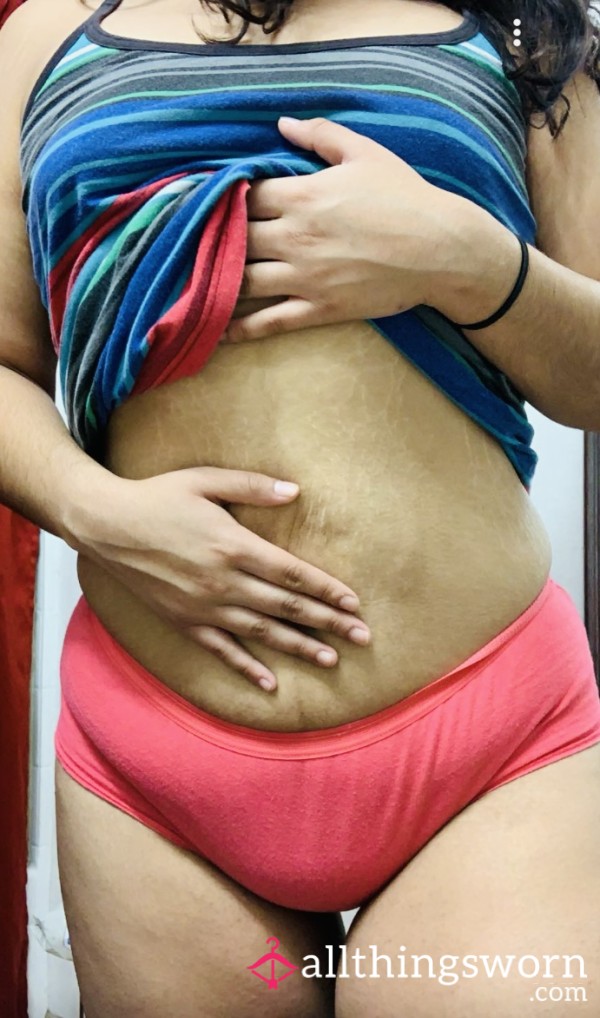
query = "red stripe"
(132, 178, 250, 393)
(47, 174, 189, 350)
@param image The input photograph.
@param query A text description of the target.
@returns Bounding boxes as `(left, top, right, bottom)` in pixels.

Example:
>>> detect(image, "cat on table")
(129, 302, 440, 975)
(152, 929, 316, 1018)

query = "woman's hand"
(71, 466, 370, 692)
(223, 116, 463, 343)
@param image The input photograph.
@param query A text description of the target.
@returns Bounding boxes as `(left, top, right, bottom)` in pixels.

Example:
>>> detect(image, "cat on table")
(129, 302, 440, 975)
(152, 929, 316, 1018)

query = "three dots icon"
(513, 18, 522, 47)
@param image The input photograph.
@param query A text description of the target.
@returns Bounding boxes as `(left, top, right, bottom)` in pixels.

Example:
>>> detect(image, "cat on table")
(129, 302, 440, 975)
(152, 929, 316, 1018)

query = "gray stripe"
(22, 41, 528, 191)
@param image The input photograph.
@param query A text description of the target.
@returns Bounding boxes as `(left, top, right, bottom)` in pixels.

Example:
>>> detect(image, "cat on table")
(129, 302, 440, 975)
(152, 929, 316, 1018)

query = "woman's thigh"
(337, 743, 600, 1017)
(55, 762, 342, 1018)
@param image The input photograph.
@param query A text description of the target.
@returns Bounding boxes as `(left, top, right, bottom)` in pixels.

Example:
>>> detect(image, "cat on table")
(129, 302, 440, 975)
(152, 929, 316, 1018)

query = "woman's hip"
(55, 579, 600, 912)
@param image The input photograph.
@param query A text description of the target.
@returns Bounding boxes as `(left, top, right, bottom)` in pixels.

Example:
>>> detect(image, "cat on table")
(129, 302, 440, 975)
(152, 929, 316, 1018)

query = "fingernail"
(349, 626, 371, 645)
(259, 676, 276, 691)
(317, 649, 337, 666)
(274, 480, 300, 497)
(279, 116, 302, 126)
(339, 594, 360, 611)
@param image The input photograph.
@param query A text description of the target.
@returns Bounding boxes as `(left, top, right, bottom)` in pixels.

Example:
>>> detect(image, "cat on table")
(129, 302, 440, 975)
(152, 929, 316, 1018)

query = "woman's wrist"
(422, 193, 525, 325)
(59, 457, 133, 554)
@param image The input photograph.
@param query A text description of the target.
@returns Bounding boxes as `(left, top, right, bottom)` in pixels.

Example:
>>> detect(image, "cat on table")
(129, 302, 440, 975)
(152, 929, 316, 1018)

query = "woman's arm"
(431, 70, 600, 431)
(0, 8, 125, 544)
(231, 75, 600, 430)
(0, 8, 367, 686)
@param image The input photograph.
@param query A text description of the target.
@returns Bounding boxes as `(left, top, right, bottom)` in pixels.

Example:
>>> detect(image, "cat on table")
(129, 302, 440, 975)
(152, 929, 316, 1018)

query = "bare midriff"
(23, 0, 552, 731)
(78, 312, 552, 731)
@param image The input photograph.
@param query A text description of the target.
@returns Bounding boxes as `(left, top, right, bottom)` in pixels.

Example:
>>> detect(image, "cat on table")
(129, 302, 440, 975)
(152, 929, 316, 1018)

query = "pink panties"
(55, 578, 600, 912)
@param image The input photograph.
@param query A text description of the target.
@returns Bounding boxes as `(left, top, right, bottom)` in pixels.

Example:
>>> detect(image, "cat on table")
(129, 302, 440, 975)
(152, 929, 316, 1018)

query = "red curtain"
(0, 0, 22, 23)
(0, 512, 38, 1018)
(1, 5, 38, 1017)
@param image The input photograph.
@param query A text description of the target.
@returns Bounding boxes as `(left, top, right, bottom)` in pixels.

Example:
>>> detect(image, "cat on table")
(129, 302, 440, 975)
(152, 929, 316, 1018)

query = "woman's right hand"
(71, 465, 370, 691)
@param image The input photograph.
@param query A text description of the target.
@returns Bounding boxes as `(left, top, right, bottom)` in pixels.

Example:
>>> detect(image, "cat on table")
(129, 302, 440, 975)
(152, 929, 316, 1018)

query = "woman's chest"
(22, 36, 532, 234)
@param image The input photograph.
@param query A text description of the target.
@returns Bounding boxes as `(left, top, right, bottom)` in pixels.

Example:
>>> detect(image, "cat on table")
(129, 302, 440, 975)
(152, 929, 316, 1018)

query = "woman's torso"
(18, 0, 552, 730)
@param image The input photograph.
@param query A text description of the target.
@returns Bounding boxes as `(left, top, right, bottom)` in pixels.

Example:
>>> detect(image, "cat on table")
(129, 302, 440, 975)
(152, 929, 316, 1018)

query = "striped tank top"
(20, 0, 538, 487)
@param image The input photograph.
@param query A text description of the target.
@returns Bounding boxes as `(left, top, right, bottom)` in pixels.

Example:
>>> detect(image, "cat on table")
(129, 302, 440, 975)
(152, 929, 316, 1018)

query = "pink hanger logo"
(247, 937, 299, 989)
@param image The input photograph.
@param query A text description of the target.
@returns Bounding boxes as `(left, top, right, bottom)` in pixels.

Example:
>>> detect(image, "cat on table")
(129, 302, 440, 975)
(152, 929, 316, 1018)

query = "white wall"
(26, 409, 586, 1016)
(27, 495, 82, 1017)
(527, 407, 585, 616)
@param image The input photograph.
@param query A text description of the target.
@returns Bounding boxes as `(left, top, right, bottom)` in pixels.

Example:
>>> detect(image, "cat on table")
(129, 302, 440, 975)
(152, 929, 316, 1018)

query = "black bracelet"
(456, 236, 529, 330)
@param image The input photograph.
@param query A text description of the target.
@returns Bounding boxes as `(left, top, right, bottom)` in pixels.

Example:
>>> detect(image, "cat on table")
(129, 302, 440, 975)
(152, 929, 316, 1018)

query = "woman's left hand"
(223, 116, 463, 343)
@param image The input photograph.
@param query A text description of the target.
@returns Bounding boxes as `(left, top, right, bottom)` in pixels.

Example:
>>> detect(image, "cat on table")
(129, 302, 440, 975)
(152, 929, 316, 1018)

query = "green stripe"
(90, 78, 518, 171)
(79, 196, 171, 302)
(441, 42, 521, 104)
(39, 46, 118, 99)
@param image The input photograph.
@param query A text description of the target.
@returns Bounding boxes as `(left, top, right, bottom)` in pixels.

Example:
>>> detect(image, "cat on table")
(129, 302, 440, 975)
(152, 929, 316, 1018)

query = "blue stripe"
(21, 28, 538, 484)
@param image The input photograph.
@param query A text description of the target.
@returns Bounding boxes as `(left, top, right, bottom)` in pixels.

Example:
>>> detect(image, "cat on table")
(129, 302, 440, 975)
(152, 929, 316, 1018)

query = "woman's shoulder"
(1, 0, 99, 123)
(525, 70, 600, 278)
(0, 0, 96, 46)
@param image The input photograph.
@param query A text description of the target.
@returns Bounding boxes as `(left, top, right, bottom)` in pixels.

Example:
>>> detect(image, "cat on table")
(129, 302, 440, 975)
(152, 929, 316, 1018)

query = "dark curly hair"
(196, 1, 600, 136)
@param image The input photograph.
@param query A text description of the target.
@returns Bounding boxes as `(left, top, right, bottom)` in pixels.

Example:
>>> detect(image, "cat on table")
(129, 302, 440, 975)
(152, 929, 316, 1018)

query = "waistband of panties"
(82, 577, 557, 758)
